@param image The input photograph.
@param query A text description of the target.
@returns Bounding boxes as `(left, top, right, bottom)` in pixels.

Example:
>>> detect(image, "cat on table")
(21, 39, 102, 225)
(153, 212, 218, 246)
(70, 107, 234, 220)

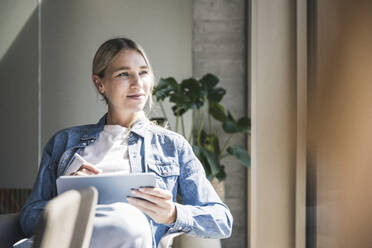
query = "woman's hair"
(92, 37, 154, 109)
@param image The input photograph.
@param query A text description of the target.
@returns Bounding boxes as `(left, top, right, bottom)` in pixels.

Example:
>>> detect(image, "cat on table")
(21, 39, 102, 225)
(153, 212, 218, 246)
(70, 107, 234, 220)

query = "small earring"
(97, 83, 103, 93)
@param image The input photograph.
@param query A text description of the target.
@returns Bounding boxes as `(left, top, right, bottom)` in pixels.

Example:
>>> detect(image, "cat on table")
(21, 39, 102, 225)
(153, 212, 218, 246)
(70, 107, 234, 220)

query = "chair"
(0, 187, 181, 248)
(0, 213, 26, 247)
(33, 187, 98, 248)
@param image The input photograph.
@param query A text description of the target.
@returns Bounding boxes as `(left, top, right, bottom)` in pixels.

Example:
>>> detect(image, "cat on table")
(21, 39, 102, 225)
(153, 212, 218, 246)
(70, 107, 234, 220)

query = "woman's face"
(94, 49, 153, 115)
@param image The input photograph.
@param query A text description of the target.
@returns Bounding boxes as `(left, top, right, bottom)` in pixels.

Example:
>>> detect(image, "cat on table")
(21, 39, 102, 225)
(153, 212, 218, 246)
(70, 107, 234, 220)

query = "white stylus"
(72, 153, 102, 175)
(74, 153, 88, 164)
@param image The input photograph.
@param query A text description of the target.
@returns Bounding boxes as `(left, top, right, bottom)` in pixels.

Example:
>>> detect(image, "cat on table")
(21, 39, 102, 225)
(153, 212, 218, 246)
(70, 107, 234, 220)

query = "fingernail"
(130, 190, 137, 195)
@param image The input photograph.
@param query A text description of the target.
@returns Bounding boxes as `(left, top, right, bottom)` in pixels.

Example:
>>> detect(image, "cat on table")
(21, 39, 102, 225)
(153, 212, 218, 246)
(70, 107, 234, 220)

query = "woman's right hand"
(69, 163, 102, 176)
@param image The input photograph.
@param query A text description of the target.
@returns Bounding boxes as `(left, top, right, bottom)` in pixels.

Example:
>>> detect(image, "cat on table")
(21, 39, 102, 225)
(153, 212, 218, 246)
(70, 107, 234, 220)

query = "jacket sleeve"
(19, 138, 57, 236)
(167, 137, 233, 239)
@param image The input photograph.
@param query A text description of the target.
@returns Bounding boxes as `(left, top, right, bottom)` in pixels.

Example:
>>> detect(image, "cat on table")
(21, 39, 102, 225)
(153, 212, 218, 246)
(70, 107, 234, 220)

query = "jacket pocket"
(147, 160, 180, 190)
(147, 160, 180, 177)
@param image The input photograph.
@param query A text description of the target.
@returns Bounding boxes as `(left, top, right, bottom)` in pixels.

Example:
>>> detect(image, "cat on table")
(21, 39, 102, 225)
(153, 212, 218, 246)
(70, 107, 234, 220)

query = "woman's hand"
(69, 163, 102, 176)
(127, 187, 177, 224)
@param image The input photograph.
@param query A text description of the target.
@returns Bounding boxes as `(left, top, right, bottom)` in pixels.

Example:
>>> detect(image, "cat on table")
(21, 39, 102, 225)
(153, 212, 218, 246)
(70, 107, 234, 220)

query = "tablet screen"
(56, 173, 156, 204)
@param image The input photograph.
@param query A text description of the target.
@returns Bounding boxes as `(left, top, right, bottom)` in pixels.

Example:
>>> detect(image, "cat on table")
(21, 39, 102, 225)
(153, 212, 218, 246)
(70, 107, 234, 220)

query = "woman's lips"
(127, 93, 145, 99)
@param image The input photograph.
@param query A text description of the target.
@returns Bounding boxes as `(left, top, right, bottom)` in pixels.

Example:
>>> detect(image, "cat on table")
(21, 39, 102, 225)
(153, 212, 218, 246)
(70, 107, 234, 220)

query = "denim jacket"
(20, 114, 233, 246)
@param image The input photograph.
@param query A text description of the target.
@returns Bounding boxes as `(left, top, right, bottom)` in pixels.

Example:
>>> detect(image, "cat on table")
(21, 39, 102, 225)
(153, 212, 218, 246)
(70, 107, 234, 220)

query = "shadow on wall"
(0, 6, 38, 189)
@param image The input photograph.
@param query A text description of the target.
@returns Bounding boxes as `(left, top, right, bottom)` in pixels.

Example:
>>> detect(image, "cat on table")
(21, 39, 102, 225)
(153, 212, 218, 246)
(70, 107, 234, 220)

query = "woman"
(18, 38, 233, 248)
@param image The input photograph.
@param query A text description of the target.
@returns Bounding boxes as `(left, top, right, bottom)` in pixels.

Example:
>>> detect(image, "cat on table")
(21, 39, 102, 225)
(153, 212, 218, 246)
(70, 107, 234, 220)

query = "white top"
(64, 125, 131, 175)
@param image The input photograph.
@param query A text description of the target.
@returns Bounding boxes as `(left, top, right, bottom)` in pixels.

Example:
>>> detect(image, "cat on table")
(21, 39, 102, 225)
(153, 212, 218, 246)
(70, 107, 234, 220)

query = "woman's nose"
(130, 73, 141, 88)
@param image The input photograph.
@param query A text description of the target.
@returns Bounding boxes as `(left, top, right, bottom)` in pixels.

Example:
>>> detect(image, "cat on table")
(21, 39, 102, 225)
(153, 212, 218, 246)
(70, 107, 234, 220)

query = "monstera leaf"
(192, 143, 224, 180)
(181, 78, 204, 110)
(227, 146, 251, 168)
(223, 112, 251, 134)
(200, 73, 219, 90)
(208, 87, 226, 103)
(153, 77, 178, 101)
(209, 103, 226, 122)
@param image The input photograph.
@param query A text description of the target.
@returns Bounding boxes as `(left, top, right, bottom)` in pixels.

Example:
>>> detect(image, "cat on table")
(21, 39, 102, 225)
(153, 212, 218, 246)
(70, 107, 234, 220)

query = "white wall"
(0, 0, 192, 188)
(41, 0, 192, 148)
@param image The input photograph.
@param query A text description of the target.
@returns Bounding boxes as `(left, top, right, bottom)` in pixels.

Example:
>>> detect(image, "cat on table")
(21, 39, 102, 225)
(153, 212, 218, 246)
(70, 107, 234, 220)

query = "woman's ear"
(92, 74, 104, 94)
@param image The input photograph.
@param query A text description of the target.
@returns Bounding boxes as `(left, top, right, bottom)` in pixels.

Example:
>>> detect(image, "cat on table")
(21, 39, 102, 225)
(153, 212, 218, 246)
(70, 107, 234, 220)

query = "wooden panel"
(0, 189, 32, 214)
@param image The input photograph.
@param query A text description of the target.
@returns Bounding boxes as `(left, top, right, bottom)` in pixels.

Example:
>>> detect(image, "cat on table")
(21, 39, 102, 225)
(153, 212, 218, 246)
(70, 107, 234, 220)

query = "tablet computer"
(56, 173, 156, 204)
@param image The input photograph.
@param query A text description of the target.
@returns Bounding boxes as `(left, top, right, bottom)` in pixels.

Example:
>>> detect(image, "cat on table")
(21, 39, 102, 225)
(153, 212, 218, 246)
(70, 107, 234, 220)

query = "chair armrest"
(0, 213, 26, 247)
(158, 232, 184, 248)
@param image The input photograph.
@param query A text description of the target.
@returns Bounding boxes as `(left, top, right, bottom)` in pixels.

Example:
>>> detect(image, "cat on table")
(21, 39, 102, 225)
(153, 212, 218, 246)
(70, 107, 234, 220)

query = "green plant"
(153, 73, 250, 181)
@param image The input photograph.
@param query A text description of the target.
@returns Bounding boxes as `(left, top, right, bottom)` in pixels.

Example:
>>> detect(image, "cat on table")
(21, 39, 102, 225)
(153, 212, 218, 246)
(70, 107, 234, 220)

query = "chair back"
(33, 187, 98, 248)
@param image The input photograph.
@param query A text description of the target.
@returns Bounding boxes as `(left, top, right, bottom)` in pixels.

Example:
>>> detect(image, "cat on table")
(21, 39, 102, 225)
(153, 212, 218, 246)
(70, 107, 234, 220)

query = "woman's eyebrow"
(112, 65, 148, 72)
(113, 66, 130, 72)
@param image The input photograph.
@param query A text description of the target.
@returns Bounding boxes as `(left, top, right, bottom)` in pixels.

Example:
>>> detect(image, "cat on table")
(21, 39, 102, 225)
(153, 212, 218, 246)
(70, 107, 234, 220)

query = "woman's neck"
(106, 110, 145, 127)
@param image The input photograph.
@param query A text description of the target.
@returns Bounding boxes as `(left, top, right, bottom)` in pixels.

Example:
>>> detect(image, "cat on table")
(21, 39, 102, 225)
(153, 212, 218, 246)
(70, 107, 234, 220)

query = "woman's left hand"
(127, 187, 177, 224)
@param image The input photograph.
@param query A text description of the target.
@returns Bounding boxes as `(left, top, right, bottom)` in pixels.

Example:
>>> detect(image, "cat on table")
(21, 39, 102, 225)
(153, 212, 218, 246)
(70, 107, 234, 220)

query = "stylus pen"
(72, 153, 102, 174)
(74, 153, 88, 165)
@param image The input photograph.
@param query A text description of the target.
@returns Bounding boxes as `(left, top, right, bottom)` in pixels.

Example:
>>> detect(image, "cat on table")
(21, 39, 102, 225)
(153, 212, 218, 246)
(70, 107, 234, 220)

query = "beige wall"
(250, 0, 297, 247)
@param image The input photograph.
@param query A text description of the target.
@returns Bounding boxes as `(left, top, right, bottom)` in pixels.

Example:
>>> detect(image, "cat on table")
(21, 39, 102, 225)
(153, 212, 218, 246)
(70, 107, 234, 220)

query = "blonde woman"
(18, 38, 232, 248)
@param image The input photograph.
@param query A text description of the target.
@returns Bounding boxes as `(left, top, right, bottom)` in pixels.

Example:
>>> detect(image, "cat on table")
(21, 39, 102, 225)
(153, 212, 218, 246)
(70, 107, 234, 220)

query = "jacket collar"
(80, 113, 148, 141)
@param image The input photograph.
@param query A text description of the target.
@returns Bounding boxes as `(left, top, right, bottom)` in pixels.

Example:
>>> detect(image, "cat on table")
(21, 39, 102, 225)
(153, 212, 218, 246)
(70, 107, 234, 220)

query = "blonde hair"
(92, 38, 155, 110)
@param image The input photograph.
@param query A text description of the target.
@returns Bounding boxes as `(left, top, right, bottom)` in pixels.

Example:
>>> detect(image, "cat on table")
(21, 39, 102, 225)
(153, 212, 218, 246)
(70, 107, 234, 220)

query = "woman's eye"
(139, 70, 149, 76)
(117, 72, 129, 78)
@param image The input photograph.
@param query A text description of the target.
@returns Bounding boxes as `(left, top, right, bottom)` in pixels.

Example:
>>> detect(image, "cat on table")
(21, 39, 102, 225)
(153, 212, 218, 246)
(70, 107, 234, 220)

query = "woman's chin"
(122, 105, 146, 113)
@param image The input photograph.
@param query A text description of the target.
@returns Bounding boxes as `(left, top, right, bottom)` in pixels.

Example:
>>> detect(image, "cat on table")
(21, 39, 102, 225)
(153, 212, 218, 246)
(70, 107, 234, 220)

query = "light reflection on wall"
(0, 1, 38, 60)
(308, 1, 372, 247)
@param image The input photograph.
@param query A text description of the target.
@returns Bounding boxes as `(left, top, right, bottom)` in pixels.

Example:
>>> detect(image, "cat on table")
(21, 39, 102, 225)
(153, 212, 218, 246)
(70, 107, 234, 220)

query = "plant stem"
(208, 102, 212, 133)
(176, 104, 184, 132)
(197, 98, 208, 146)
(220, 134, 234, 158)
(175, 115, 179, 133)
(181, 115, 186, 138)
(159, 102, 171, 130)
(188, 110, 196, 143)
(196, 109, 201, 146)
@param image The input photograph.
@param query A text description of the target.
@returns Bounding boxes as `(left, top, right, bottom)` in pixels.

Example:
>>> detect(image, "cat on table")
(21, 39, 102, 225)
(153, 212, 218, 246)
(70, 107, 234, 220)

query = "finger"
(131, 190, 170, 207)
(138, 187, 172, 200)
(79, 163, 102, 174)
(127, 202, 157, 221)
(127, 197, 159, 214)
(80, 168, 95, 175)
(75, 171, 89, 176)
